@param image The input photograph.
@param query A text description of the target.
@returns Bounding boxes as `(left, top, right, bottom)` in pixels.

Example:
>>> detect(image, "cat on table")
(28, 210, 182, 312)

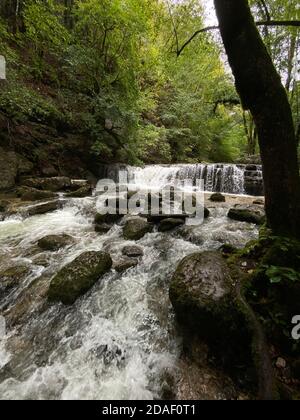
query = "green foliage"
(0, 0, 271, 163)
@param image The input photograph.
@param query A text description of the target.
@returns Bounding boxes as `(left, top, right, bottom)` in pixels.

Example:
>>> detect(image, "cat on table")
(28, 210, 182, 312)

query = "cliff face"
(0, 114, 102, 191)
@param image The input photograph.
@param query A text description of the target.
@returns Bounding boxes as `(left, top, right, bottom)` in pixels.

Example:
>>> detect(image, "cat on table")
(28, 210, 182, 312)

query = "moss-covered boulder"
(94, 212, 122, 225)
(170, 251, 253, 371)
(228, 205, 265, 225)
(38, 234, 74, 251)
(210, 193, 226, 202)
(123, 217, 153, 240)
(158, 218, 185, 232)
(48, 251, 112, 305)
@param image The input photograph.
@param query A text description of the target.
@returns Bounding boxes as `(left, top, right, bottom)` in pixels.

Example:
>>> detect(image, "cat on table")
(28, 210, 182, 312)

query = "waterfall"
(110, 163, 263, 195)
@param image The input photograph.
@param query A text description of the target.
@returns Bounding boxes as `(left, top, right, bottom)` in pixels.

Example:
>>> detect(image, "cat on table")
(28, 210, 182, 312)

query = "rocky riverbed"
(0, 178, 265, 400)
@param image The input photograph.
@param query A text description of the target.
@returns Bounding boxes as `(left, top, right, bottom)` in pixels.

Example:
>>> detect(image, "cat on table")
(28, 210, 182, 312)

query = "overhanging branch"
(177, 20, 300, 56)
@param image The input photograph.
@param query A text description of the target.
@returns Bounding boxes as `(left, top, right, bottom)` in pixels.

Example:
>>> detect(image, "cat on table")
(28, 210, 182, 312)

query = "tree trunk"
(214, 0, 300, 239)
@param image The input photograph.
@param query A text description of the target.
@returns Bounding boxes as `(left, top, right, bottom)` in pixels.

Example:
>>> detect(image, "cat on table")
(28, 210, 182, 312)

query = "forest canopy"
(0, 0, 299, 165)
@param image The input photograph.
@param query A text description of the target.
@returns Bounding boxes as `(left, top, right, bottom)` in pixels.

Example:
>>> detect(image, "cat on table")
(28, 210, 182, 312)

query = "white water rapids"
(0, 187, 259, 399)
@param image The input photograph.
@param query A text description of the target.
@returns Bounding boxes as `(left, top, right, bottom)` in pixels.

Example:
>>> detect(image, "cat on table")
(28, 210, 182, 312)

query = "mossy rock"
(228, 205, 265, 225)
(170, 251, 253, 370)
(210, 193, 226, 202)
(94, 213, 122, 225)
(48, 251, 112, 305)
(158, 218, 185, 232)
(123, 217, 153, 241)
(38, 234, 74, 251)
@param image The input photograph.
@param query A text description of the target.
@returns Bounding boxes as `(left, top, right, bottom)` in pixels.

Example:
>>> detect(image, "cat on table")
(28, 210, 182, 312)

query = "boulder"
(17, 187, 57, 202)
(0, 147, 18, 190)
(123, 217, 153, 240)
(158, 218, 185, 232)
(114, 258, 138, 273)
(94, 213, 122, 225)
(22, 177, 71, 192)
(38, 234, 74, 251)
(228, 205, 265, 225)
(26, 200, 61, 217)
(65, 185, 91, 198)
(210, 193, 226, 203)
(122, 245, 144, 258)
(147, 214, 186, 224)
(169, 252, 253, 368)
(48, 251, 112, 305)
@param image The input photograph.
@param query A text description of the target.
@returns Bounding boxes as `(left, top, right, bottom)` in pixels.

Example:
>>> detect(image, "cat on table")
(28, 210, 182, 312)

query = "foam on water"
(0, 191, 258, 399)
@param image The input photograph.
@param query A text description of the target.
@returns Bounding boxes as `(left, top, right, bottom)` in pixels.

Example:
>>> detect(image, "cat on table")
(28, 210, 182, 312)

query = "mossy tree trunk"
(214, 0, 300, 239)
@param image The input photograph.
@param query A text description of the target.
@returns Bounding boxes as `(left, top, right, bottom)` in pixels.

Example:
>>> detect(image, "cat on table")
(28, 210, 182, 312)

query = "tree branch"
(177, 20, 300, 56)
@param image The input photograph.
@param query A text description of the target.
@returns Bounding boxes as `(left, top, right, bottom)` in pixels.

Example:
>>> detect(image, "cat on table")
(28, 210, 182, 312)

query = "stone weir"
(101, 163, 264, 196)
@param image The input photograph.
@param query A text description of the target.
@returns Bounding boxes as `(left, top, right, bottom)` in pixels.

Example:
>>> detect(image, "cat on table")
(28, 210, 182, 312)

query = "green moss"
(48, 251, 112, 305)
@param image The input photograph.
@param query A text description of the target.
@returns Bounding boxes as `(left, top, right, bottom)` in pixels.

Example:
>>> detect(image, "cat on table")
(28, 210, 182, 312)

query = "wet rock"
(147, 214, 186, 224)
(228, 205, 265, 225)
(5, 275, 51, 327)
(94, 213, 122, 225)
(38, 234, 74, 251)
(210, 193, 226, 203)
(114, 258, 138, 273)
(22, 177, 71, 192)
(122, 245, 144, 258)
(26, 200, 61, 216)
(0, 200, 10, 212)
(65, 185, 91, 198)
(0, 265, 30, 293)
(158, 218, 185, 232)
(48, 251, 112, 305)
(0, 147, 18, 190)
(170, 251, 253, 369)
(95, 223, 113, 234)
(17, 187, 57, 202)
(123, 217, 153, 240)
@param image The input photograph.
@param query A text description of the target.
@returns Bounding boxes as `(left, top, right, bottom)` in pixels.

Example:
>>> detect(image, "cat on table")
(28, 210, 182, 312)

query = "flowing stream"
(0, 173, 260, 400)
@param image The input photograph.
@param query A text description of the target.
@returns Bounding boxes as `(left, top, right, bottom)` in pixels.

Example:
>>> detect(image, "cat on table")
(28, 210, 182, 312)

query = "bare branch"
(177, 20, 300, 56)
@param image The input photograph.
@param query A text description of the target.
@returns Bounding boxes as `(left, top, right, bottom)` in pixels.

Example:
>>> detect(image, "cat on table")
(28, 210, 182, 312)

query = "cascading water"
(118, 163, 263, 196)
(0, 171, 260, 400)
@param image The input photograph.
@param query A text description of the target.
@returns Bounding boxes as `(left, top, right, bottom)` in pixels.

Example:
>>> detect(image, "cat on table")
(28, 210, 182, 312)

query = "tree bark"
(214, 0, 300, 239)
